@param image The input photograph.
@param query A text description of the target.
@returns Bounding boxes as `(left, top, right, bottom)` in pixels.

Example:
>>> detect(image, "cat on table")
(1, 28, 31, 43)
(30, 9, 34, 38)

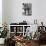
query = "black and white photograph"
(22, 3, 32, 16)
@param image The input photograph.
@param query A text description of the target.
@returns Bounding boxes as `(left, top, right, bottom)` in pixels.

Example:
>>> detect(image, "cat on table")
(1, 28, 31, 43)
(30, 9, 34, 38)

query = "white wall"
(2, 0, 46, 26)
(0, 0, 2, 27)
(2, 0, 8, 24)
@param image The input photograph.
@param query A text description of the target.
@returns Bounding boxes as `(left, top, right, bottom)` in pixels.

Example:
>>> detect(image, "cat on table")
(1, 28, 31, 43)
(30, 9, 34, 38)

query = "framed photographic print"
(22, 3, 32, 16)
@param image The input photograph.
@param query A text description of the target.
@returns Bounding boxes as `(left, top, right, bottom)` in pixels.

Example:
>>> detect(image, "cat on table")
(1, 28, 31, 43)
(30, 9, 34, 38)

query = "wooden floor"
(0, 44, 4, 46)
(0, 44, 46, 46)
(40, 45, 46, 46)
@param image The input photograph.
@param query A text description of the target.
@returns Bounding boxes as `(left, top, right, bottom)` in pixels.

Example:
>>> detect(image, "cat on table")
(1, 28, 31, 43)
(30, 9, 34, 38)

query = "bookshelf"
(9, 25, 31, 37)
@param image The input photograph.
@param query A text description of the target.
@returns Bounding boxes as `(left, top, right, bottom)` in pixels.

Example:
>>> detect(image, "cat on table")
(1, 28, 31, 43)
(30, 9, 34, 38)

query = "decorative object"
(26, 27, 32, 40)
(0, 22, 9, 44)
(0, 23, 9, 38)
(22, 3, 32, 16)
(34, 19, 37, 24)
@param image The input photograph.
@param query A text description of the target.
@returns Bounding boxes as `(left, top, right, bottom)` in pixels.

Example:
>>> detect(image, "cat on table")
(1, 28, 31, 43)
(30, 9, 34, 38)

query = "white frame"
(9, 25, 31, 36)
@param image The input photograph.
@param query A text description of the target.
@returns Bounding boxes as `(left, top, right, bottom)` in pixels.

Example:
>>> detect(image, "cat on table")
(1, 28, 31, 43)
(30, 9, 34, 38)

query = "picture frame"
(22, 3, 32, 16)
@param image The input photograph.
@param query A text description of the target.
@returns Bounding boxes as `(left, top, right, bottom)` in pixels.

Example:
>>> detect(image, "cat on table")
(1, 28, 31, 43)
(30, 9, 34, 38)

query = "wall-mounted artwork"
(22, 3, 32, 16)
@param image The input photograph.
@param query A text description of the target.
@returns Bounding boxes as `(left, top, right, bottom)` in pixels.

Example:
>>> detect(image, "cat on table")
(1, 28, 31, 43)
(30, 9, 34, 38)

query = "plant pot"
(0, 38, 5, 44)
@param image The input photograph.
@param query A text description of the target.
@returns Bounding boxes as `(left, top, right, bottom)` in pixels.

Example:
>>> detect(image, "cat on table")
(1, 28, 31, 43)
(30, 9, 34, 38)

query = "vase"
(0, 38, 5, 44)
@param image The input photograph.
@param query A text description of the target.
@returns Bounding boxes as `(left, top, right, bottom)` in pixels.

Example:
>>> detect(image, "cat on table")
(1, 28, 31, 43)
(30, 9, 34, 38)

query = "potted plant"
(0, 23, 9, 44)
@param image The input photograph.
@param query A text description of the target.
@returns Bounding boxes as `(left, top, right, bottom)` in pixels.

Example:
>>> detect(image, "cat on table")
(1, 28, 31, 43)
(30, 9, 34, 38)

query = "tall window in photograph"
(22, 3, 32, 16)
